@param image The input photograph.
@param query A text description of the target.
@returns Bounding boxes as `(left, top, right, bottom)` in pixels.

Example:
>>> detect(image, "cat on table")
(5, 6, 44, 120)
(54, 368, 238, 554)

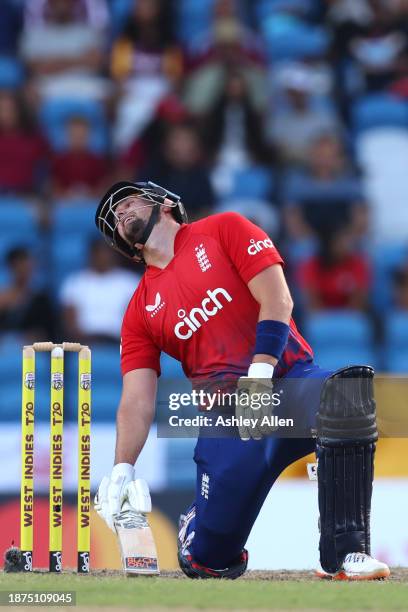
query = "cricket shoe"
(177, 506, 248, 579)
(316, 553, 390, 581)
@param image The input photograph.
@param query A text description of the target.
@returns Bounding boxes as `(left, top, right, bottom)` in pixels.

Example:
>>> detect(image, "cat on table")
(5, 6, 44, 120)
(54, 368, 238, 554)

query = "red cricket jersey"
(121, 212, 313, 379)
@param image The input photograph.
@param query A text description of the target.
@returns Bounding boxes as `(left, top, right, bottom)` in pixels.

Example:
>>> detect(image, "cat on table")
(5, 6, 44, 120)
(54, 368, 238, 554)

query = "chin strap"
(132, 205, 160, 262)
(139, 205, 160, 246)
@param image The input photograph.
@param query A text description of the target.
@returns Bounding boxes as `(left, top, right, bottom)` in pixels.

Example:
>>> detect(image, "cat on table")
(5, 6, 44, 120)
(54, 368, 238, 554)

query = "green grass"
(1, 573, 407, 610)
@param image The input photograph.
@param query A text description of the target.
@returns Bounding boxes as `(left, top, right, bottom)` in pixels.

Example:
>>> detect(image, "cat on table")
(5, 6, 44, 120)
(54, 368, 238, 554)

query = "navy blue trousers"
(186, 362, 332, 569)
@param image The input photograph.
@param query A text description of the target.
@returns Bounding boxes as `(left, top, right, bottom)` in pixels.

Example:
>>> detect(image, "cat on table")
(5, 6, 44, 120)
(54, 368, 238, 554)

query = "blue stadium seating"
(0, 56, 24, 88)
(167, 439, 196, 488)
(313, 347, 378, 371)
(305, 311, 378, 370)
(0, 199, 40, 263)
(88, 345, 122, 421)
(385, 311, 408, 350)
(177, 0, 214, 49)
(161, 353, 183, 378)
(39, 99, 108, 153)
(305, 310, 374, 348)
(385, 350, 408, 374)
(228, 167, 273, 200)
(51, 203, 99, 287)
(256, 0, 317, 21)
(384, 312, 408, 373)
(109, 0, 134, 35)
(353, 95, 408, 132)
(370, 243, 407, 312)
(262, 14, 329, 61)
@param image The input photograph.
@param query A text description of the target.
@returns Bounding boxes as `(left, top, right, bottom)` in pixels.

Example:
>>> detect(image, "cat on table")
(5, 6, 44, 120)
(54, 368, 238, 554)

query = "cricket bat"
(114, 501, 160, 576)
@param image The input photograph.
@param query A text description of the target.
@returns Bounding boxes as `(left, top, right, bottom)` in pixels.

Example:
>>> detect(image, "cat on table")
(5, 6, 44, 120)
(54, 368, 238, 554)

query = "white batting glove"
(94, 463, 135, 531)
(236, 362, 276, 441)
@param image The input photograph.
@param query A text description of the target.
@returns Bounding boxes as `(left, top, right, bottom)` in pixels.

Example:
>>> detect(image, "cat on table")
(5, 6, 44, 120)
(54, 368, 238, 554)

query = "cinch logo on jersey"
(146, 292, 166, 318)
(247, 237, 274, 255)
(174, 287, 233, 340)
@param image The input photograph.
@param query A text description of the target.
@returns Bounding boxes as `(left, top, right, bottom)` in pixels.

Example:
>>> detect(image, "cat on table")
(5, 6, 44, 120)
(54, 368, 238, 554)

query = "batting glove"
(236, 363, 277, 441)
(94, 463, 135, 532)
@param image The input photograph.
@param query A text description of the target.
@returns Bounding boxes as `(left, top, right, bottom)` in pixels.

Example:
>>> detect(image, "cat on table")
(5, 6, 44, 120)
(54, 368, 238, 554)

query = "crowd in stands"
(0, 0, 408, 375)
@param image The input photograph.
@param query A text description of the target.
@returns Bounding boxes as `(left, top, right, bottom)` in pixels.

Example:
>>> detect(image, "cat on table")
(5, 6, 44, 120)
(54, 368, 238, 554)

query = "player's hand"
(94, 463, 135, 531)
(236, 364, 277, 441)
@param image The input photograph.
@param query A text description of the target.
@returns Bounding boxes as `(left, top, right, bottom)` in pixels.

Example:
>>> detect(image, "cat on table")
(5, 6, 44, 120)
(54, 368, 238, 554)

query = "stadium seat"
(370, 243, 407, 311)
(91, 345, 121, 379)
(177, 0, 214, 49)
(109, 0, 134, 35)
(53, 202, 97, 235)
(262, 15, 329, 61)
(167, 439, 196, 488)
(89, 383, 121, 421)
(230, 167, 273, 200)
(0, 56, 24, 88)
(305, 311, 374, 348)
(353, 95, 408, 133)
(0, 199, 40, 261)
(384, 312, 408, 373)
(385, 311, 408, 350)
(313, 347, 379, 372)
(51, 203, 99, 287)
(39, 99, 108, 153)
(385, 349, 408, 375)
(160, 353, 184, 378)
(305, 311, 378, 370)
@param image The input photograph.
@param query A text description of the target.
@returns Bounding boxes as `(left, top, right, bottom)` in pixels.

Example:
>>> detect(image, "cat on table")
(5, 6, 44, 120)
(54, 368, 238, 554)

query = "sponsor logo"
(174, 288, 233, 340)
(24, 372, 35, 390)
(126, 556, 158, 571)
(22, 551, 32, 572)
(247, 237, 274, 255)
(80, 373, 91, 391)
(201, 473, 210, 499)
(52, 372, 63, 391)
(79, 551, 90, 573)
(146, 292, 165, 318)
(52, 551, 62, 572)
(195, 243, 211, 272)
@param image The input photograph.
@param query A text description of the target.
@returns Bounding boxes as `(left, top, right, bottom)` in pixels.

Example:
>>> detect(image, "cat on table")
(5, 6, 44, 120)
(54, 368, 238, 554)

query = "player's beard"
(123, 217, 147, 246)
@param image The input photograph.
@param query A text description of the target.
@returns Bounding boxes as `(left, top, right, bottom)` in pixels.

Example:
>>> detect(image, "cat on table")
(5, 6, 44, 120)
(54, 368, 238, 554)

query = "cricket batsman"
(93, 181, 389, 580)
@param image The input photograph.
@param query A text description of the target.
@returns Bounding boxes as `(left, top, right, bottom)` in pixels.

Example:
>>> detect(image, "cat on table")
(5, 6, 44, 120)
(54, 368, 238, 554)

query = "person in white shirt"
(60, 238, 140, 343)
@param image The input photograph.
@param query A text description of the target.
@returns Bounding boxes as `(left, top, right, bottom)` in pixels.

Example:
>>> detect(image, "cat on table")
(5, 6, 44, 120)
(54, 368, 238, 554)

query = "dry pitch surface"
(0, 568, 407, 610)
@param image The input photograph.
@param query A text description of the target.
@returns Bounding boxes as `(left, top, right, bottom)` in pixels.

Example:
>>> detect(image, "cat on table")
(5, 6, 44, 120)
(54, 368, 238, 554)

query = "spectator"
(199, 68, 274, 201)
(393, 262, 408, 310)
(24, 0, 108, 30)
(297, 227, 371, 311)
(189, 0, 264, 63)
(0, 0, 23, 55)
(111, 0, 183, 150)
(283, 132, 368, 241)
(142, 121, 215, 218)
(117, 93, 189, 181)
(183, 0, 267, 115)
(0, 90, 47, 194)
(51, 115, 111, 199)
(269, 62, 339, 165)
(202, 69, 273, 170)
(60, 239, 139, 344)
(329, 0, 408, 94)
(0, 247, 55, 341)
(20, 0, 108, 101)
